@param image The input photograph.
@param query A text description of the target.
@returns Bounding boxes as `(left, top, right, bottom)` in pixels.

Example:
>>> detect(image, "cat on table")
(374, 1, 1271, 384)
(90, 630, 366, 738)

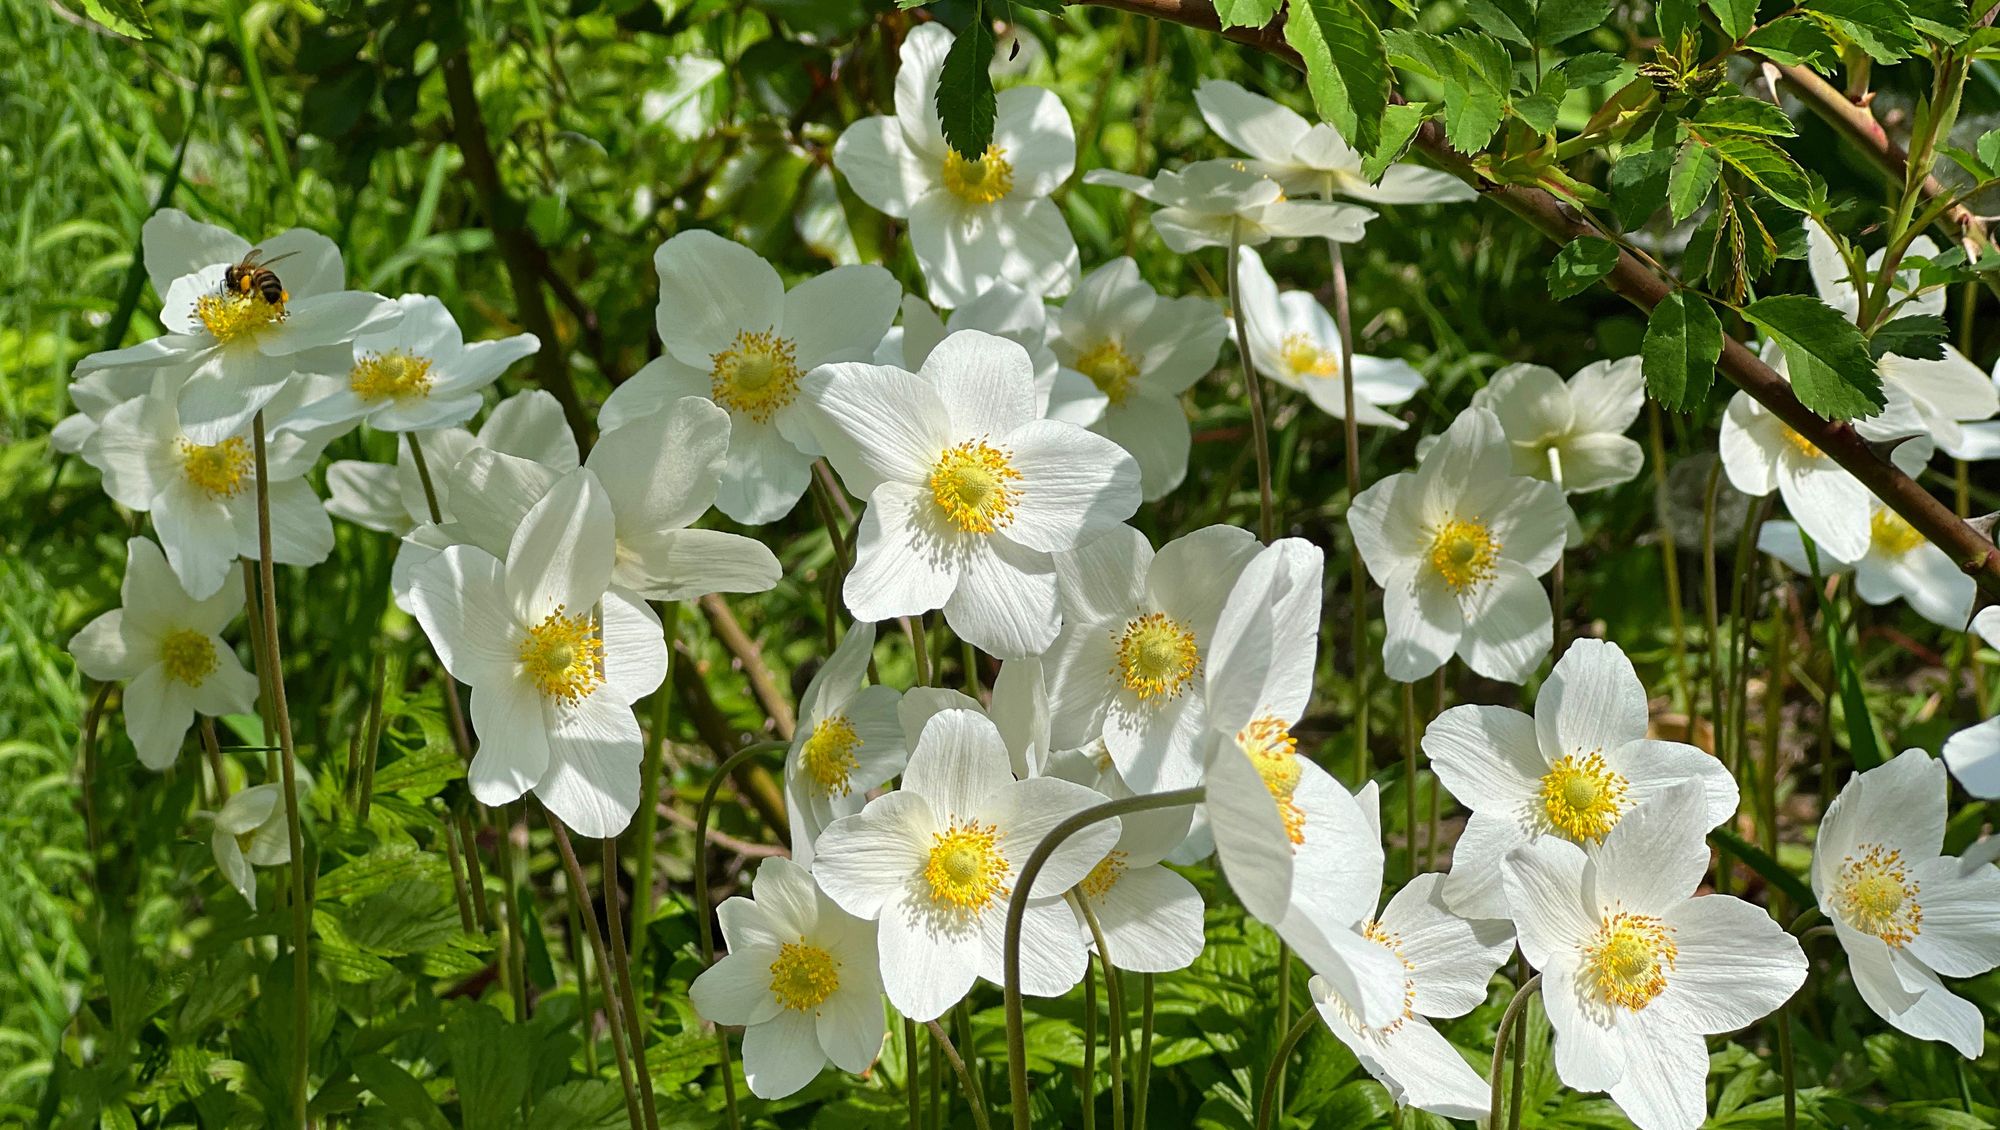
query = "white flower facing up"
(1423, 638, 1740, 919)
(1310, 873, 1514, 1120)
(1044, 524, 1262, 794)
(1348, 406, 1568, 683)
(1194, 79, 1476, 205)
(211, 783, 291, 909)
(806, 330, 1142, 659)
(69, 537, 258, 769)
(811, 709, 1119, 1022)
(876, 283, 1105, 427)
(1503, 783, 1808, 1130)
(689, 857, 885, 1099)
(281, 293, 539, 435)
(1472, 358, 1646, 493)
(1943, 608, 2000, 798)
(1757, 508, 1973, 631)
(598, 230, 900, 524)
(1083, 159, 1374, 254)
(1042, 750, 1205, 975)
(786, 622, 909, 868)
(1049, 258, 1227, 500)
(1235, 246, 1424, 428)
(832, 22, 1080, 306)
(407, 469, 668, 837)
(1813, 749, 2000, 1058)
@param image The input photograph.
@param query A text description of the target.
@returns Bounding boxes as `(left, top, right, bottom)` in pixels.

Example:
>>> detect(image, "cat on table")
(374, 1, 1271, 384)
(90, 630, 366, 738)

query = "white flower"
(1503, 782, 1808, 1130)
(1943, 609, 2000, 798)
(1471, 359, 1645, 493)
(211, 783, 291, 909)
(898, 655, 1053, 780)
(82, 377, 344, 599)
(1049, 258, 1227, 500)
(1756, 509, 1973, 630)
(407, 469, 667, 836)
(281, 293, 539, 435)
(878, 284, 1106, 428)
(52, 367, 154, 455)
(786, 622, 909, 868)
(1423, 638, 1739, 919)
(1234, 246, 1424, 428)
(811, 709, 1119, 1021)
(598, 230, 900, 524)
(1082, 159, 1373, 253)
(1348, 406, 1568, 683)
(1044, 524, 1262, 793)
(806, 330, 1142, 659)
(1309, 874, 1514, 1120)
(73, 208, 401, 443)
(689, 857, 884, 1099)
(832, 22, 1080, 306)
(69, 537, 258, 769)
(1044, 753, 1205, 974)
(1195, 79, 1475, 205)
(1813, 749, 2000, 1058)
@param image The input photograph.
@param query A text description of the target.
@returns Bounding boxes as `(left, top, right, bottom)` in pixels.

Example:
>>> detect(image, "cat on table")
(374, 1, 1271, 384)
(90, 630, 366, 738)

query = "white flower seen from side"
(1757, 508, 1974, 631)
(1082, 159, 1373, 253)
(1235, 245, 1424, 429)
(785, 622, 909, 868)
(210, 783, 292, 909)
(1042, 751, 1206, 974)
(1472, 358, 1646, 493)
(1195, 79, 1477, 205)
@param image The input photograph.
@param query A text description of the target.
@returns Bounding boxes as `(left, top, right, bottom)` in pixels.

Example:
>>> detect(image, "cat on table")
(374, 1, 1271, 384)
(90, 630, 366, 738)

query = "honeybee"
(222, 249, 298, 307)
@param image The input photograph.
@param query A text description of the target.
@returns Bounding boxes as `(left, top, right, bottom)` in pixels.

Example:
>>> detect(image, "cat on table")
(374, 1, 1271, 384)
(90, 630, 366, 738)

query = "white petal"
(714, 417, 814, 525)
(812, 792, 935, 920)
(902, 708, 1015, 820)
(1538, 638, 1647, 759)
(1500, 837, 1596, 968)
(601, 590, 667, 704)
(878, 893, 981, 1022)
(653, 230, 784, 367)
(803, 361, 953, 500)
(1381, 564, 1461, 683)
(942, 537, 1060, 659)
(1458, 560, 1551, 685)
(923, 330, 1039, 439)
(833, 115, 926, 218)
(1653, 894, 1806, 1034)
(125, 666, 195, 769)
(504, 468, 616, 621)
(992, 86, 1075, 198)
(617, 528, 780, 602)
(1943, 717, 2000, 798)
(536, 695, 644, 837)
(991, 775, 1121, 894)
(408, 545, 519, 688)
(1088, 865, 1205, 973)
(690, 947, 783, 1028)
(741, 1010, 829, 1099)
(1194, 79, 1309, 164)
(468, 682, 551, 807)
(1003, 420, 1142, 552)
(143, 210, 249, 300)
(783, 264, 903, 366)
(588, 395, 729, 532)
(843, 481, 962, 622)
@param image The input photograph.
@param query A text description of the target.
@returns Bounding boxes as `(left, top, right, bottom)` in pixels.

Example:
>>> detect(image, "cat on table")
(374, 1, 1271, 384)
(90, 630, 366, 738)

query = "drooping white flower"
(1503, 783, 1808, 1130)
(597, 230, 900, 524)
(832, 22, 1080, 306)
(1348, 406, 1568, 683)
(786, 622, 909, 868)
(806, 330, 1142, 659)
(1195, 79, 1477, 205)
(280, 293, 538, 435)
(1943, 609, 2000, 798)
(1042, 751, 1205, 974)
(1082, 159, 1373, 253)
(1471, 359, 1646, 493)
(1813, 749, 2000, 1058)
(1234, 246, 1424, 429)
(211, 783, 292, 909)
(876, 284, 1105, 428)
(68, 537, 258, 769)
(1756, 508, 1973, 630)
(811, 709, 1119, 1021)
(407, 469, 667, 836)
(1423, 638, 1739, 919)
(689, 857, 884, 1099)
(1048, 258, 1227, 500)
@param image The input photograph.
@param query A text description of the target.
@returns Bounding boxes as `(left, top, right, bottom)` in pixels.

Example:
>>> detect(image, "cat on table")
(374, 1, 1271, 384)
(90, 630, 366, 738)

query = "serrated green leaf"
(1806, 0, 1922, 61)
(1214, 0, 1285, 27)
(82, 0, 150, 37)
(316, 846, 450, 902)
(351, 1055, 451, 1130)
(1558, 51, 1631, 88)
(1286, 0, 1391, 155)
(1642, 292, 1723, 408)
(1908, 0, 1970, 41)
(936, 14, 996, 159)
(1470, 0, 1618, 42)
(1742, 294, 1886, 417)
(1708, 0, 1760, 39)
(1384, 30, 1509, 153)
(1548, 237, 1621, 298)
(1669, 137, 1722, 222)
(1609, 145, 1675, 228)
(444, 1003, 534, 1128)
(1693, 95, 1798, 136)
(1745, 17, 1840, 66)
(1536, 0, 1620, 41)
(1704, 132, 1814, 211)
(1360, 102, 1430, 182)
(1869, 313, 1948, 360)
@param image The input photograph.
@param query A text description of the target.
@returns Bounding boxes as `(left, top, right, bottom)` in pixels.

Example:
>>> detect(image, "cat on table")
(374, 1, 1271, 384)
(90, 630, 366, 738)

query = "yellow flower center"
(1080, 850, 1128, 899)
(799, 714, 862, 798)
(1780, 426, 1822, 459)
(1113, 612, 1200, 701)
(1583, 911, 1677, 1011)
(178, 437, 255, 499)
(517, 605, 605, 704)
(710, 329, 802, 424)
(1075, 339, 1141, 405)
(1239, 714, 1306, 846)
(941, 145, 1015, 205)
(1539, 752, 1631, 844)
(193, 291, 286, 344)
(1280, 333, 1340, 379)
(1427, 517, 1500, 594)
(1868, 509, 1927, 558)
(1835, 844, 1923, 946)
(928, 440, 1022, 534)
(924, 818, 1010, 914)
(159, 628, 218, 687)
(349, 349, 435, 402)
(768, 940, 841, 1012)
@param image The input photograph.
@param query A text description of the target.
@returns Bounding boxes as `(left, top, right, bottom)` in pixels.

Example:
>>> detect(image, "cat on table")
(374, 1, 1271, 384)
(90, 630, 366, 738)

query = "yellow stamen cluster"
(1868, 509, 1927, 558)
(1113, 612, 1200, 701)
(1539, 752, 1632, 844)
(517, 605, 605, 704)
(349, 349, 435, 402)
(799, 714, 862, 798)
(941, 145, 1014, 205)
(178, 437, 255, 499)
(1427, 517, 1500, 594)
(928, 440, 1022, 534)
(1780, 426, 1823, 459)
(1080, 850, 1129, 899)
(1074, 339, 1141, 405)
(1583, 911, 1677, 1011)
(924, 818, 1010, 913)
(1280, 333, 1339, 379)
(159, 628, 218, 687)
(1238, 715, 1306, 846)
(193, 291, 286, 344)
(1836, 844, 1923, 946)
(768, 940, 841, 1012)
(709, 328, 802, 423)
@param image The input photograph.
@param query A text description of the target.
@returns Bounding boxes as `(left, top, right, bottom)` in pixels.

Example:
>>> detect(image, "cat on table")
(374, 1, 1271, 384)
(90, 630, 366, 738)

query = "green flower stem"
(1073, 895, 1125, 1130)
(1486, 973, 1543, 1130)
(442, 811, 477, 932)
(1273, 941, 1291, 1113)
(1324, 231, 1373, 789)
(354, 651, 386, 823)
(1081, 955, 1098, 1130)
(1253, 1008, 1318, 1130)
(695, 740, 787, 1130)
(927, 1020, 994, 1130)
(200, 717, 230, 807)
(1226, 221, 1275, 544)
(1646, 403, 1693, 714)
(1133, 972, 1154, 1130)
(545, 808, 643, 1129)
(1402, 681, 1420, 884)
(604, 835, 660, 1130)
(905, 1017, 923, 1130)
(632, 599, 680, 982)
(1777, 1002, 1798, 1130)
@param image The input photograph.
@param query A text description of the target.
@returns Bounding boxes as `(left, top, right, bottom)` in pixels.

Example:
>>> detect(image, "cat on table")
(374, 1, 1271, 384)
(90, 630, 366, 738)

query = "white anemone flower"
(1044, 524, 1262, 793)
(898, 656, 1054, 780)
(1756, 509, 1973, 630)
(832, 22, 1080, 306)
(1049, 258, 1227, 500)
(1503, 782, 1808, 1130)
(69, 537, 257, 769)
(1195, 79, 1477, 205)
(281, 293, 539, 435)
(52, 367, 155, 455)
(1471, 359, 1645, 493)
(598, 230, 900, 524)
(1041, 751, 1205, 974)
(1310, 873, 1514, 1120)
(407, 469, 667, 837)
(210, 783, 292, 908)
(1348, 406, 1568, 683)
(811, 709, 1119, 1022)
(73, 208, 401, 443)
(689, 857, 884, 1099)
(1083, 159, 1373, 253)
(876, 284, 1105, 427)
(805, 330, 1142, 659)
(1235, 246, 1423, 428)
(1423, 638, 1739, 919)
(786, 622, 909, 868)
(1813, 749, 2000, 1058)
(1943, 609, 2000, 798)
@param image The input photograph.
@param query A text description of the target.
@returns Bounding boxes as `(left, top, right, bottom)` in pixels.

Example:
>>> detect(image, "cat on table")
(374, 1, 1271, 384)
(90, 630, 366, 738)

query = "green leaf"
(1470, 0, 1618, 42)
(1548, 237, 1621, 299)
(1907, 0, 1970, 41)
(1658, 0, 1701, 40)
(1707, 0, 1760, 39)
(1384, 30, 1510, 153)
(1214, 0, 1285, 27)
(936, 13, 996, 159)
(1705, 132, 1814, 211)
(1642, 292, 1724, 409)
(1692, 95, 1798, 136)
(1669, 137, 1722, 222)
(1741, 294, 1886, 417)
(1800, 534, 1884, 770)
(1805, 0, 1922, 61)
(1360, 102, 1430, 182)
(351, 1055, 451, 1130)
(1869, 313, 1948, 360)
(1744, 17, 1840, 66)
(316, 847, 450, 902)
(82, 0, 150, 37)
(1537, 0, 1621, 41)
(1608, 146, 1675, 228)
(1979, 128, 2000, 174)
(1558, 51, 1631, 88)
(444, 1003, 535, 1128)
(1285, 0, 1392, 155)
(1511, 82, 1566, 134)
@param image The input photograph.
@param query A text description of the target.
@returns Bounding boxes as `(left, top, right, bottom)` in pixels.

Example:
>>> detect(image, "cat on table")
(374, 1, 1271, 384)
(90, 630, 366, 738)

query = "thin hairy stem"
(1226, 222, 1276, 543)
(1254, 1009, 1318, 1130)
(926, 1020, 994, 1130)
(545, 810, 643, 1128)
(1074, 895, 1125, 1130)
(1487, 974, 1543, 1130)
(603, 836, 660, 1129)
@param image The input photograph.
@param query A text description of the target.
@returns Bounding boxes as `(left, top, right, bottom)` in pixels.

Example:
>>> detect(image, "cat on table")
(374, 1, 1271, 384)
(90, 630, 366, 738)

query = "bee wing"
(251, 250, 301, 269)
